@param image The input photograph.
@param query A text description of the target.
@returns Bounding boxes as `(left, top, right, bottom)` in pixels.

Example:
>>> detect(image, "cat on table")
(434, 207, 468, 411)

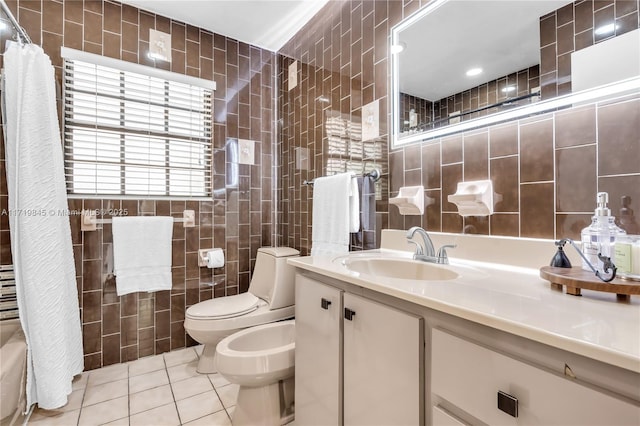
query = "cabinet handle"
(344, 308, 356, 321)
(321, 298, 332, 310)
(497, 391, 518, 418)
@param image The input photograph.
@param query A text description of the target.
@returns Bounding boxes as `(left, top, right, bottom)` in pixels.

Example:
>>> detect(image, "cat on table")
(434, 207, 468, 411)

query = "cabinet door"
(295, 275, 343, 426)
(343, 293, 424, 426)
(432, 329, 640, 425)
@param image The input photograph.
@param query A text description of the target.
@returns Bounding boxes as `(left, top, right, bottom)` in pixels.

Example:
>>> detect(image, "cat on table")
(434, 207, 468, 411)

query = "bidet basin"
(343, 257, 459, 281)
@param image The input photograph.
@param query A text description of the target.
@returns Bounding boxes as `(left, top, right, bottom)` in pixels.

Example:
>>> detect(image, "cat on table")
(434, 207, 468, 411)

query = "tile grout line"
(207, 372, 233, 423)
(75, 375, 87, 426)
(126, 363, 131, 426)
(167, 350, 183, 425)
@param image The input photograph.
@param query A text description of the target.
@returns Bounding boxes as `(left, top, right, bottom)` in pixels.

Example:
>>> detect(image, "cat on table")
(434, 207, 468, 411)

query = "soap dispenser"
(580, 192, 626, 272)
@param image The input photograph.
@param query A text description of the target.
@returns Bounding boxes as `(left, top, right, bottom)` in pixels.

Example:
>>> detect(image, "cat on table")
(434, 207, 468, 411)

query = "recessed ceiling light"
(466, 68, 483, 77)
(594, 23, 617, 36)
(502, 86, 516, 93)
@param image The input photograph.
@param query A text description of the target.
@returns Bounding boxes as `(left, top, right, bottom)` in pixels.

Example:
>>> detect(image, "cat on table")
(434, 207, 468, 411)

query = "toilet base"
(196, 344, 217, 374)
(231, 377, 294, 426)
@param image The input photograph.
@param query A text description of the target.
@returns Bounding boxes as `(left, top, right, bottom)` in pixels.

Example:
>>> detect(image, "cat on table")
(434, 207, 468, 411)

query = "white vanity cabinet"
(295, 275, 343, 426)
(343, 292, 424, 425)
(295, 274, 424, 426)
(431, 329, 640, 426)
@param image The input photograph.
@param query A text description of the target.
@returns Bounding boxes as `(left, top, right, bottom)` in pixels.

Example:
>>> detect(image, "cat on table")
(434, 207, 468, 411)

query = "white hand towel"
(349, 176, 360, 232)
(112, 216, 174, 296)
(311, 173, 352, 256)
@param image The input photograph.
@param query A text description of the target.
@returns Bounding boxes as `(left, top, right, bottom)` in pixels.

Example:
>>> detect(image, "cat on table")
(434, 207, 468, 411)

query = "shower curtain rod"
(0, 0, 32, 45)
(302, 168, 382, 186)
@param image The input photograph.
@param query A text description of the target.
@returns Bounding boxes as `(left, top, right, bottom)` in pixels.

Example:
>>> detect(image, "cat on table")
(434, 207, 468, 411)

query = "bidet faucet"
(406, 226, 455, 264)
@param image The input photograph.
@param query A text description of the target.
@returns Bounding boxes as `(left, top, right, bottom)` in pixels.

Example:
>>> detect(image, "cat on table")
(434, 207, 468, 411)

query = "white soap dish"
(390, 185, 424, 215)
(447, 180, 494, 217)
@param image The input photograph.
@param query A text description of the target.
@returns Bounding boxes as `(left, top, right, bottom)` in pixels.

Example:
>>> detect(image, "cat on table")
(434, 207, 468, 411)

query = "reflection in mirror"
(391, 0, 640, 146)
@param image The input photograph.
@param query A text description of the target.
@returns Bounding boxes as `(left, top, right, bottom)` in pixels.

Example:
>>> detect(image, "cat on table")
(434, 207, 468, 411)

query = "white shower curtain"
(2, 41, 83, 410)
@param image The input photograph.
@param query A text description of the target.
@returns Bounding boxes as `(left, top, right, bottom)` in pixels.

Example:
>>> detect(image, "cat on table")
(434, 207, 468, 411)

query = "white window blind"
(63, 56, 213, 198)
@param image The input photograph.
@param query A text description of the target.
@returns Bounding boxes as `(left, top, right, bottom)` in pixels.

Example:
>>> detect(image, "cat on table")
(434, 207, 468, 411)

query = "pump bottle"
(580, 192, 626, 271)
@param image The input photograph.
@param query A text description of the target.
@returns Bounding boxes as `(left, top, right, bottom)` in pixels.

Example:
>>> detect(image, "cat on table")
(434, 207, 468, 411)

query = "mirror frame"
(391, 0, 640, 147)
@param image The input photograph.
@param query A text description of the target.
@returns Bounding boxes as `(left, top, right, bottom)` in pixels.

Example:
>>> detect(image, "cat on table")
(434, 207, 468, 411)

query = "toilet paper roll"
(206, 248, 225, 268)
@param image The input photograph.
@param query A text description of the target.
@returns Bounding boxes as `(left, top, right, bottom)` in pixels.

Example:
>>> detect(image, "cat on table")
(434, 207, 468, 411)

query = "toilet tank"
(248, 247, 300, 310)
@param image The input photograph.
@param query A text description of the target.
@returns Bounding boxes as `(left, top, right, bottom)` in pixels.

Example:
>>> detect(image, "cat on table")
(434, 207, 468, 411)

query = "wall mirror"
(391, 0, 640, 147)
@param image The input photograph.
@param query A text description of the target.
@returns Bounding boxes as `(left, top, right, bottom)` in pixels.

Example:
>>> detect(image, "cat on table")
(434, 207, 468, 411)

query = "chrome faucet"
(406, 226, 456, 264)
(406, 226, 436, 258)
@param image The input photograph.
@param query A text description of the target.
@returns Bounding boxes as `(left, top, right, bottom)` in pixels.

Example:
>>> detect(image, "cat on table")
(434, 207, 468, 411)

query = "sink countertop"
(288, 248, 640, 373)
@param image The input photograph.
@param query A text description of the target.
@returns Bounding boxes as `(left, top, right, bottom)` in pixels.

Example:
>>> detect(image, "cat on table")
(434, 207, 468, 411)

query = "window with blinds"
(63, 57, 213, 198)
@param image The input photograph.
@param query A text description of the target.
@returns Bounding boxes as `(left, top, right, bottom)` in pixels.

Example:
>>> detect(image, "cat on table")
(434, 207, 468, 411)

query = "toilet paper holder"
(198, 248, 225, 268)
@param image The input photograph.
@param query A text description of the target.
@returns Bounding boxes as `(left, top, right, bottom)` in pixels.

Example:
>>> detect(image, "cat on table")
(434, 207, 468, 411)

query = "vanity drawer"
(432, 405, 470, 426)
(431, 329, 640, 425)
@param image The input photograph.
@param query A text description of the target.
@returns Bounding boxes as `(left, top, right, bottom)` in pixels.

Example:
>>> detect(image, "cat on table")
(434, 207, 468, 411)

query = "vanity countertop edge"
(288, 241, 640, 374)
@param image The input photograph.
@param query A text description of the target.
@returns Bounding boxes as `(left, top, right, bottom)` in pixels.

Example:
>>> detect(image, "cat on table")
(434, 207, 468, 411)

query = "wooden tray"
(540, 266, 640, 302)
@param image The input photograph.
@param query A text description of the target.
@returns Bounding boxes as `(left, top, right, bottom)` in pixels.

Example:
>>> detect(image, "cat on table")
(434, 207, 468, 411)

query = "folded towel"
(360, 175, 376, 231)
(349, 176, 360, 233)
(311, 173, 352, 256)
(112, 216, 173, 296)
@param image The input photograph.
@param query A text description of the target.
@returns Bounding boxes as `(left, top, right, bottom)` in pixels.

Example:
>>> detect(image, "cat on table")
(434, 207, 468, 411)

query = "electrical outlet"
(288, 61, 298, 90)
(409, 109, 417, 127)
(238, 139, 255, 165)
(295, 147, 309, 170)
(149, 29, 172, 62)
(361, 99, 379, 141)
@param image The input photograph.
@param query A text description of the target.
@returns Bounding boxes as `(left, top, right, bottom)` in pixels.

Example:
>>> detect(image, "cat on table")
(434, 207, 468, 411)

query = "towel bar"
(80, 209, 195, 231)
(302, 168, 382, 186)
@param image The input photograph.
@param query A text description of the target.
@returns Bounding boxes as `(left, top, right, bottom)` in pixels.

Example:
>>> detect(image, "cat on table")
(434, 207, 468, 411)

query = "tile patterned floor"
(28, 346, 238, 426)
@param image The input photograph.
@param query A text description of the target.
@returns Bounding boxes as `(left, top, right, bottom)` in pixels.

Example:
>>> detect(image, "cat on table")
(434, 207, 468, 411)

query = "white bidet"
(216, 320, 295, 426)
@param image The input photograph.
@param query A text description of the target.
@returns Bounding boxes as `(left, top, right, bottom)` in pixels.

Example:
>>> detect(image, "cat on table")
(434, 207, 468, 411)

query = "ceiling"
(398, 0, 573, 101)
(120, 0, 329, 52)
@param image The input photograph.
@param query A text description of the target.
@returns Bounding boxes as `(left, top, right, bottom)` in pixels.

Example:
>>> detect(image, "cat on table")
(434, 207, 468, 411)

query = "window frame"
(61, 47, 216, 200)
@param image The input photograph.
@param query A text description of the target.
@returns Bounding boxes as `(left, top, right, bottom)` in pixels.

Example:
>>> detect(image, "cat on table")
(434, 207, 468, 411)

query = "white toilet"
(216, 320, 296, 426)
(184, 247, 299, 373)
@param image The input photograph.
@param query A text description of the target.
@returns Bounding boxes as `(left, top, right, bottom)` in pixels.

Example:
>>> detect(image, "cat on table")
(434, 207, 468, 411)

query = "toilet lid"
(186, 292, 260, 320)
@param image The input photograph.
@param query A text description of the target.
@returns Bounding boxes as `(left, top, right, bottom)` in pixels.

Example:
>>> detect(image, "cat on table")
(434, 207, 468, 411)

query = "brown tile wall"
(436, 65, 541, 126)
(277, 0, 395, 254)
(400, 65, 540, 132)
(0, 0, 277, 370)
(278, 0, 640, 250)
(540, 0, 640, 99)
(399, 91, 434, 133)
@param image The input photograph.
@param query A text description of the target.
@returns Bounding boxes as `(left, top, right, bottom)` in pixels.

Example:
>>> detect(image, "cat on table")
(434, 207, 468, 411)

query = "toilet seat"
(186, 293, 259, 320)
(184, 300, 294, 332)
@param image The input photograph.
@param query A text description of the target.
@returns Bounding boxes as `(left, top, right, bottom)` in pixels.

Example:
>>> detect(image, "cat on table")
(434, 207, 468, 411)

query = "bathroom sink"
(342, 257, 459, 281)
